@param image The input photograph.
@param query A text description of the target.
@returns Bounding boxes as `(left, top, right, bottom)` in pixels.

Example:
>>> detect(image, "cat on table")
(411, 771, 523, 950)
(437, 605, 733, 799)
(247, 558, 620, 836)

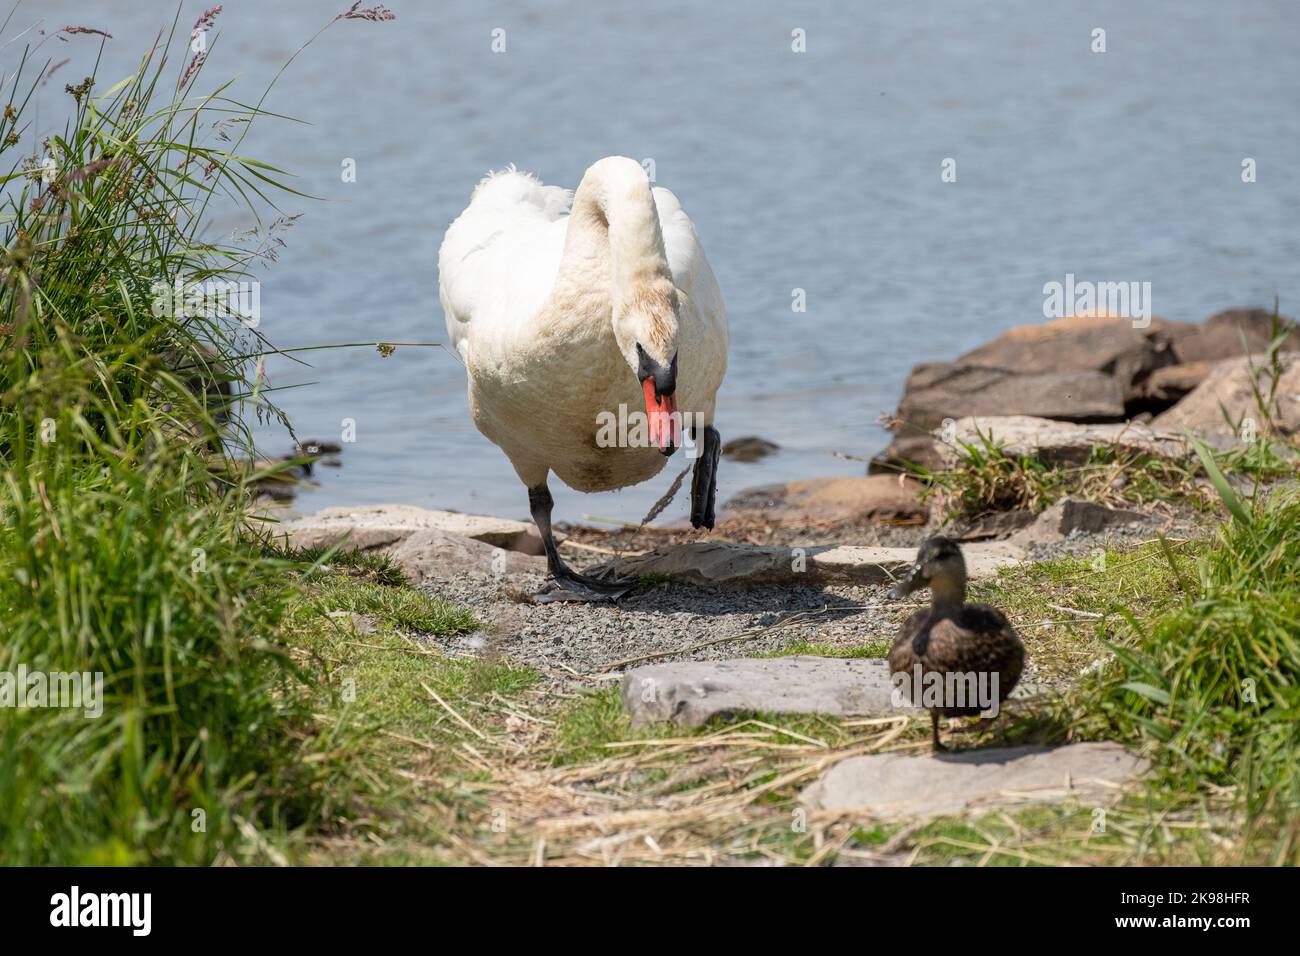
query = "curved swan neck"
(561, 158, 675, 310)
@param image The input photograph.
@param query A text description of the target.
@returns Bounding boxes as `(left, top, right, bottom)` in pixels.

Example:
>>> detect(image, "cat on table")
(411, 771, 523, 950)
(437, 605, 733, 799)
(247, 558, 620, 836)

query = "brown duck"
(888, 536, 1025, 751)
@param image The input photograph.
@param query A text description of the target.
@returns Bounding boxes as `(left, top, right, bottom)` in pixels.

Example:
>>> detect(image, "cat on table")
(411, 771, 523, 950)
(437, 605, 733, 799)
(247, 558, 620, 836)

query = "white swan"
(438, 156, 729, 601)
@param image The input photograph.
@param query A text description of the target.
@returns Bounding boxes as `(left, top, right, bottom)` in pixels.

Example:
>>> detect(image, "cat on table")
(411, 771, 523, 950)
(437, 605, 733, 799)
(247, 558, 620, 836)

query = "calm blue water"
(22, 0, 1300, 524)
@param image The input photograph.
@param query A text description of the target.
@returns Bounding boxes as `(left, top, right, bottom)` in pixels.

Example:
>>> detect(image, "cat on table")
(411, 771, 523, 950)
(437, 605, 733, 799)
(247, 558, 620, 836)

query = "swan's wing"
(654, 185, 729, 352)
(652, 187, 703, 298)
(439, 168, 571, 361)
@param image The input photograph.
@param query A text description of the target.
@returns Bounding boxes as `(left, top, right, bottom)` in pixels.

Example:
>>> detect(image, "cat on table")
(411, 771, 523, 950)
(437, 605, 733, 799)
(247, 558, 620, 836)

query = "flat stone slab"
(1011, 497, 1150, 547)
(622, 656, 910, 727)
(594, 541, 1022, 588)
(816, 542, 1023, 584)
(387, 529, 544, 583)
(717, 475, 927, 528)
(275, 503, 556, 555)
(800, 743, 1148, 821)
(937, 415, 1192, 468)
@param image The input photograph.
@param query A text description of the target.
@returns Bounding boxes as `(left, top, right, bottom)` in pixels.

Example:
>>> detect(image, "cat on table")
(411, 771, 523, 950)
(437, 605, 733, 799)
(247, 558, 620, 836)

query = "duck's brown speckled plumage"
(888, 536, 1025, 750)
(888, 604, 1024, 717)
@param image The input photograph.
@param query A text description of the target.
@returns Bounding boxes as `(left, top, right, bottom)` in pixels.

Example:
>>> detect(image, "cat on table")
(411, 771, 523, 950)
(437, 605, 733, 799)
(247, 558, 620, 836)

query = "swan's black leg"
(527, 482, 633, 604)
(689, 425, 720, 530)
(528, 483, 564, 576)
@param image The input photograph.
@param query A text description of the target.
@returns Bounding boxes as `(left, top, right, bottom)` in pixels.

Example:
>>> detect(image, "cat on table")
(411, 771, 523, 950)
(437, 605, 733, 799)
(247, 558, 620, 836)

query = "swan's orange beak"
(643, 378, 679, 455)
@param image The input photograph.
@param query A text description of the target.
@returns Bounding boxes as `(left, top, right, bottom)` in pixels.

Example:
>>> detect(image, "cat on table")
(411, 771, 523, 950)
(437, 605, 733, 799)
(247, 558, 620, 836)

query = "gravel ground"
(413, 517, 938, 684)
(1019, 507, 1209, 563)
(411, 500, 1219, 693)
(415, 562, 902, 685)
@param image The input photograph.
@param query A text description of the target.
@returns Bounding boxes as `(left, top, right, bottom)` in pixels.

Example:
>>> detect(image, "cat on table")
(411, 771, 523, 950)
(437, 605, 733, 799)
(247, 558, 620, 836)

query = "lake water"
(23, 0, 1300, 525)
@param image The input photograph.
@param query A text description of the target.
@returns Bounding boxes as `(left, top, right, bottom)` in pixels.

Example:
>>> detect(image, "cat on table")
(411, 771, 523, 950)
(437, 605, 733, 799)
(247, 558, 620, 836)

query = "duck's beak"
(643, 377, 679, 455)
(889, 562, 926, 600)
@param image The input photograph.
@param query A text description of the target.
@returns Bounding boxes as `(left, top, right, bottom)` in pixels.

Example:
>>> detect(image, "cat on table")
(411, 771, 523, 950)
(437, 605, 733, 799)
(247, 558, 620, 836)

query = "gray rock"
(719, 475, 927, 529)
(591, 541, 1022, 588)
(816, 542, 1023, 583)
(275, 503, 555, 555)
(594, 542, 805, 586)
(622, 655, 910, 727)
(1172, 308, 1300, 364)
(956, 313, 1177, 397)
(936, 415, 1191, 468)
(898, 363, 1127, 431)
(1012, 498, 1149, 546)
(386, 529, 546, 583)
(1138, 360, 1217, 405)
(1053, 498, 1148, 534)
(800, 743, 1149, 820)
(721, 436, 780, 463)
(1153, 352, 1300, 441)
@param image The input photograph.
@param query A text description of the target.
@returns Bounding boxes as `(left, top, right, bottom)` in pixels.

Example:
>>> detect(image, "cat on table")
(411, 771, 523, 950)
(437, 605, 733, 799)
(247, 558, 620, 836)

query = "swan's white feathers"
(437, 157, 727, 493)
(439, 167, 570, 363)
(469, 165, 573, 219)
(651, 188, 698, 294)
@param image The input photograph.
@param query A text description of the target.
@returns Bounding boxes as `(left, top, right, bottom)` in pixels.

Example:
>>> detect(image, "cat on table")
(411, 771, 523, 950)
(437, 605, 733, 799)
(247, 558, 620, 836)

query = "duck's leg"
(930, 711, 948, 753)
(689, 425, 720, 530)
(528, 482, 634, 604)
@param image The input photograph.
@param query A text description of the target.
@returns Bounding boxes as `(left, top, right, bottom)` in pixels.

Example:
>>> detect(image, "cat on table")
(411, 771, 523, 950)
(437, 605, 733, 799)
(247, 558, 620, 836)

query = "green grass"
(1064, 485, 1300, 864)
(522, 470, 1300, 866)
(0, 10, 408, 864)
(548, 687, 637, 765)
(275, 568, 537, 864)
(893, 480, 1300, 865)
(636, 572, 673, 592)
(919, 429, 1296, 520)
(3, 9, 1293, 866)
(968, 541, 1194, 686)
(266, 542, 411, 588)
(893, 793, 1249, 867)
(927, 440, 1194, 518)
(288, 575, 479, 635)
(916, 304, 1300, 521)
(850, 824, 896, 847)
(759, 639, 891, 659)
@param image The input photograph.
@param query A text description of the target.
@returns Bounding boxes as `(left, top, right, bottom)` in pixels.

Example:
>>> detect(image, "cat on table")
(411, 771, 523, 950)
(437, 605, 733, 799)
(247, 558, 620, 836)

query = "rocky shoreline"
(264, 306, 1298, 686)
(254, 304, 1298, 835)
(873, 306, 1299, 473)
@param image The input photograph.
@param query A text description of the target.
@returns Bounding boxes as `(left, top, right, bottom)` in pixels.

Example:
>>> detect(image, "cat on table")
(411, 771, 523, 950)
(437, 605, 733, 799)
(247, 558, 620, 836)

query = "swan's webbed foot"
(527, 480, 634, 604)
(533, 565, 635, 604)
(690, 425, 720, 530)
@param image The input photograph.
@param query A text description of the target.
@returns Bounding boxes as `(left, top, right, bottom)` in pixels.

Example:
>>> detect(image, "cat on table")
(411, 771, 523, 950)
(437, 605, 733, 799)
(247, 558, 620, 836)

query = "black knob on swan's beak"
(636, 344, 677, 400)
(636, 345, 680, 455)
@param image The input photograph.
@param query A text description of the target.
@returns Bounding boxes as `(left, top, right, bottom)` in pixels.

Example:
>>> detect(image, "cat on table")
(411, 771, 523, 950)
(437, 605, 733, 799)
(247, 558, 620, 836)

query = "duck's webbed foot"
(930, 711, 949, 753)
(970, 715, 999, 735)
(690, 425, 720, 530)
(527, 481, 634, 604)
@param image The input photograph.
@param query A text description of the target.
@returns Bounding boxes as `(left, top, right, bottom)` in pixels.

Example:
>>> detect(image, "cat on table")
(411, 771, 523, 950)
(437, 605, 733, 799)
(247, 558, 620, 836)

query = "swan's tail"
(469, 165, 572, 221)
